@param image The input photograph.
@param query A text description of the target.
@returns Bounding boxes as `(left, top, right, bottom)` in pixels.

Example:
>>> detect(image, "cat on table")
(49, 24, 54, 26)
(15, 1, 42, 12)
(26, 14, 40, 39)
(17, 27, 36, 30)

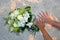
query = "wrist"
(40, 27, 45, 31)
(47, 20, 54, 24)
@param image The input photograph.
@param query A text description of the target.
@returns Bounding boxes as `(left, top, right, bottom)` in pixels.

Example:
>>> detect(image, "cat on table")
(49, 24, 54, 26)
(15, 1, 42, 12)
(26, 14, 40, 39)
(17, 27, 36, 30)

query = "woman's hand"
(34, 15, 52, 40)
(34, 17, 45, 30)
(39, 11, 60, 29)
(39, 11, 53, 24)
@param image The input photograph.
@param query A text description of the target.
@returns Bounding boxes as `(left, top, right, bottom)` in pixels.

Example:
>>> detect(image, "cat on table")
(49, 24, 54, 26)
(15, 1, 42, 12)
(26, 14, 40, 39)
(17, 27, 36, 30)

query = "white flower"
(17, 15, 24, 21)
(10, 13, 15, 19)
(24, 17, 28, 22)
(23, 12, 30, 18)
(18, 21, 25, 27)
(8, 20, 11, 24)
(23, 12, 30, 22)
(21, 19, 26, 23)
(26, 22, 33, 28)
(13, 22, 19, 27)
(13, 10, 19, 17)
(10, 10, 19, 19)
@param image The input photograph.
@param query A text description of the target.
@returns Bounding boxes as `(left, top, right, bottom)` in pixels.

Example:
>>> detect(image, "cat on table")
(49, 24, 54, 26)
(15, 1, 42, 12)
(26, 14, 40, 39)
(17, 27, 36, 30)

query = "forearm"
(40, 28, 52, 40)
(48, 20, 60, 29)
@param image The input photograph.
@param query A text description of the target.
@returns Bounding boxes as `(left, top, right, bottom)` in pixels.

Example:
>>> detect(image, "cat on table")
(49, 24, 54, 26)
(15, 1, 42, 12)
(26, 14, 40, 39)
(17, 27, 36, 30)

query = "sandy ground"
(0, 0, 60, 40)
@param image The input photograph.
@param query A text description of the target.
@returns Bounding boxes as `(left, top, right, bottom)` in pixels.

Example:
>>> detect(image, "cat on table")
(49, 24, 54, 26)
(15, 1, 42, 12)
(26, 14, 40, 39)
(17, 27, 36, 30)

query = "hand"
(39, 11, 53, 24)
(34, 14, 53, 40)
(34, 17, 45, 30)
(39, 11, 60, 29)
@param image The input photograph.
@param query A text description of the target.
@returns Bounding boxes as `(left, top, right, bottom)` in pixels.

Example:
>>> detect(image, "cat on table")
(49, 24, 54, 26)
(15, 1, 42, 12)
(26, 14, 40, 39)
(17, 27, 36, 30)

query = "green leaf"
(28, 14, 32, 22)
(13, 27, 20, 32)
(25, 6, 31, 11)
(4, 17, 11, 24)
(31, 25, 39, 32)
(17, 8, 25, 15)
(14, 18, 18, 23)
(28, 11, 32, 15)
(20, 27, 25, 32)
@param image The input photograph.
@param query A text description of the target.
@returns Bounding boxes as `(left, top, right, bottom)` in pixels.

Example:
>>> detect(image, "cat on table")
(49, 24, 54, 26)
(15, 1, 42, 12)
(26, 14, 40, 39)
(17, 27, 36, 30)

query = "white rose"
(23, 12, 30, 18)
(10, 13, 15, 19)
(13, 10, 19, 17)
(10, 10, 19, 19)
(18, 21, 25, 27)
(13, 22, 19, 27)
(26, 22, 33, 28)
(24, 17, 28, 22)
(21, 19, 26, 23)
(17, 15, 24, 21)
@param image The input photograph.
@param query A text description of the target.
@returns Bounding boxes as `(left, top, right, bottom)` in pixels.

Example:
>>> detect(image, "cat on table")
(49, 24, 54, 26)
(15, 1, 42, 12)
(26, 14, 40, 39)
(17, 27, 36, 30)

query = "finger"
(39, 12, 44, 17)
(44, 11, 49, 17)
(39, 13, 45, 20)
(39, 18, 43, 23)
(37, 16, 42, 21)
(40, 11, 46, 17)
(38, 14, 43, 20)
(41, 11, 48, 17)
(38, 13, 45, 22)
(45, 12, 52, 20)
(45, 11, 49, 15)
(41, 11, 44, 14)
(39, 11, 44, 17)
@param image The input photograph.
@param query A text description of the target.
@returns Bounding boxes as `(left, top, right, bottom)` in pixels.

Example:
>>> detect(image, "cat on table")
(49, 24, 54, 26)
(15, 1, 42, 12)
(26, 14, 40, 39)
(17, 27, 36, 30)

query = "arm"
(34, 18, 52, 40)
(39, 11, 60, 29)
(40, 28, 52, 40)
(48, 20, 60, 29)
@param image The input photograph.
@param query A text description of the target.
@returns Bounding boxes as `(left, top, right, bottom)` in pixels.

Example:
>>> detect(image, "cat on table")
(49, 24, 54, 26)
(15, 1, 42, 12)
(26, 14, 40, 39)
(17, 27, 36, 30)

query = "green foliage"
(28, 11, 32, 22)
(17, 8, 25, 15)
(13, 27, 20, 32)
(14, 18, 19, 23)
(25, 6, 31, 11)
(4, 17, 11, 24)
(20, 27, 25, 33)
(28, 14, 32, 22)
(31, 25, 39, 32)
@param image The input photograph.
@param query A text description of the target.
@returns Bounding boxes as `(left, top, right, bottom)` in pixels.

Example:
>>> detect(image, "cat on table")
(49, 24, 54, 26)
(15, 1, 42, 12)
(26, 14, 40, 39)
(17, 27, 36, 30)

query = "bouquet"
(4, 6, 39, 33)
